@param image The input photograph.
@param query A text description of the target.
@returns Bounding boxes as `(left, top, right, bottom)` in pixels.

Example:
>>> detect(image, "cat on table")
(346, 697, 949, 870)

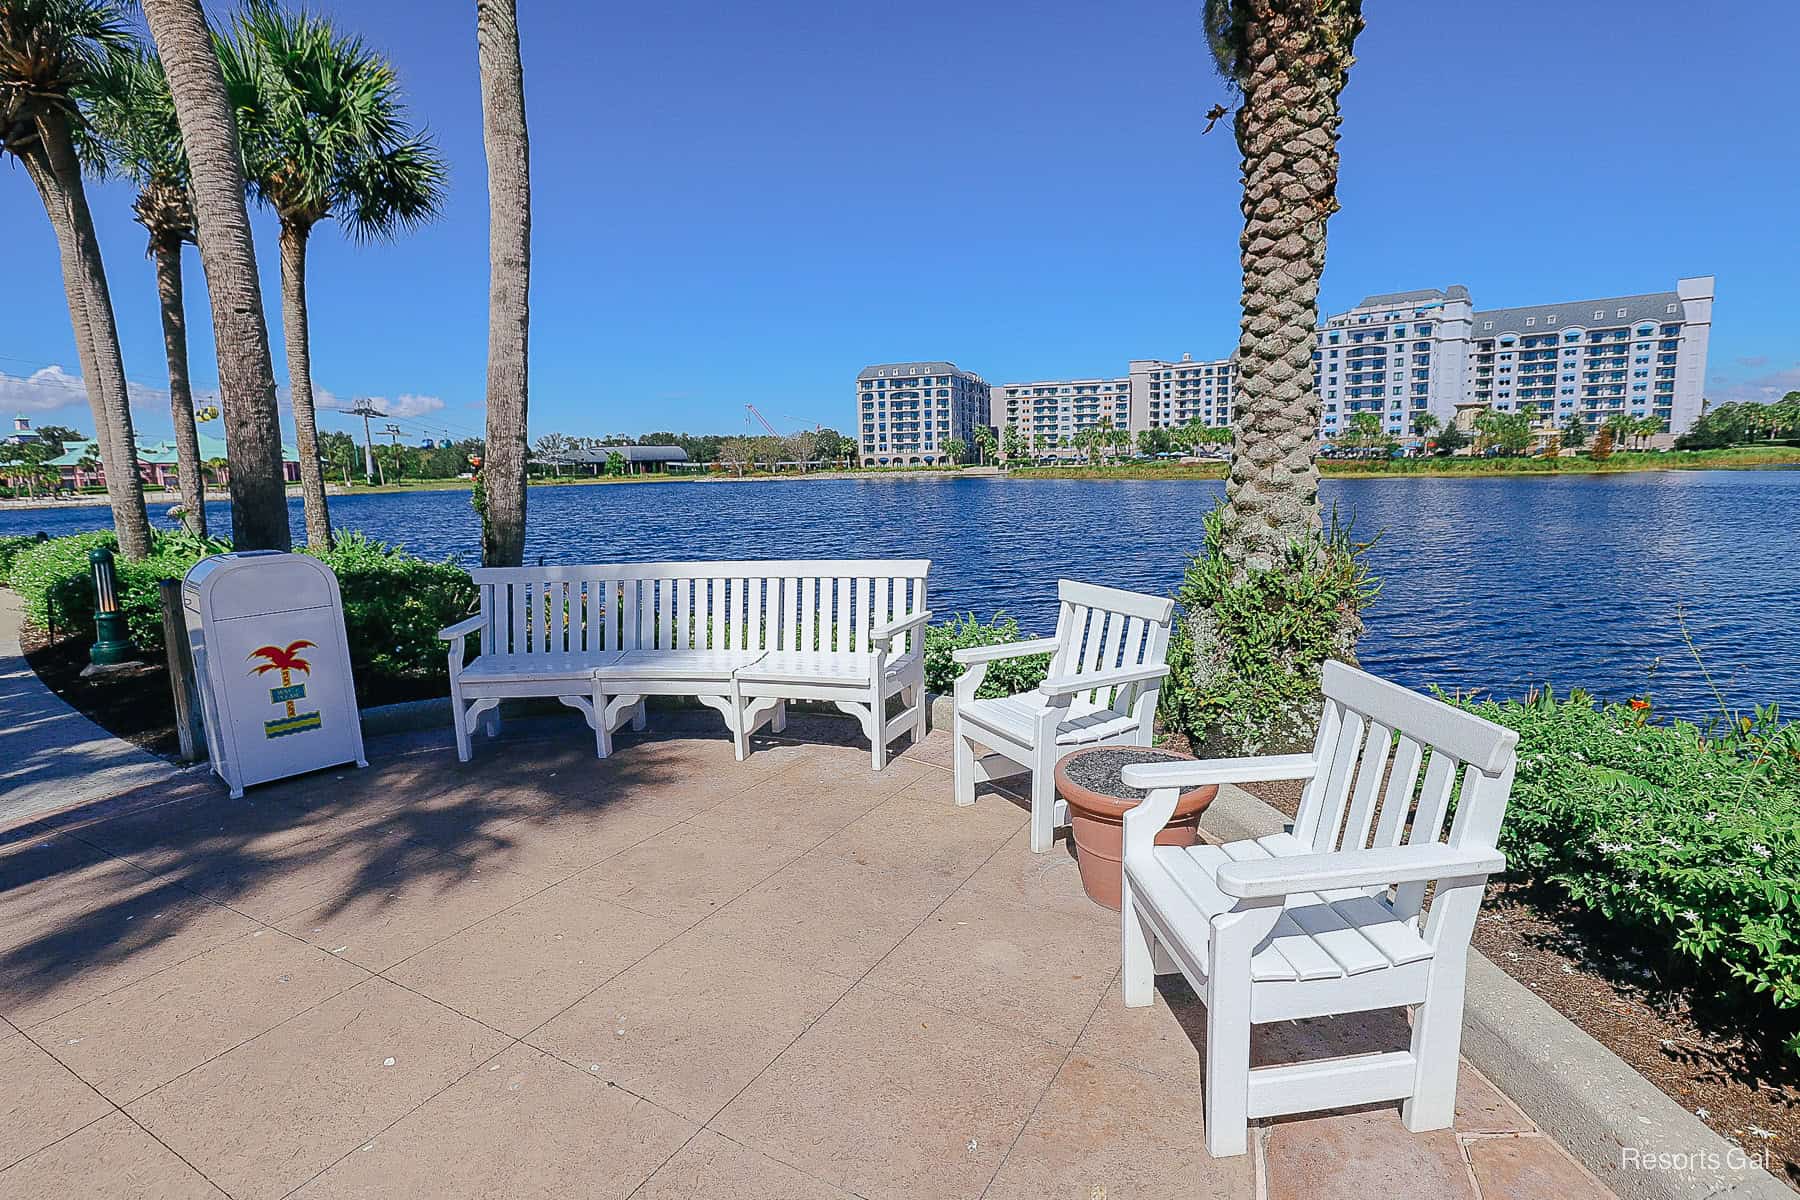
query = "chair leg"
(1028, 759, 1057, 853)
(1203, 980, 1254, 1158)
(952, 717, 976, 807)
(910, 682, 928, 740)
(451, 695, 473, 763)
(1401, 975, 1466, 1132)
(1121, 882, 1155, 1008)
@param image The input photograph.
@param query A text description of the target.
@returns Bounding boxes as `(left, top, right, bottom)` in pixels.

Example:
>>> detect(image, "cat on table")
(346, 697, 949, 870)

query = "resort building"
(988, 376, 1132, 455)
(45, 433, 302, 491)
(866, 274, 1714, 454)
(856, 362, 992, 466)
(1315, 276, 1715, 441)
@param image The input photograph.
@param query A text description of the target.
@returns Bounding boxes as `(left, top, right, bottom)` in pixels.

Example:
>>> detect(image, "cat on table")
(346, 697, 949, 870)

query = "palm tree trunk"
(23, 120, 153, 559)
(1218, 0, 1362, 575)
(142, 0, 292, 552)
(152, 233, 207, 538)
(278, 221, 334, 550)
(477, 0, 531, 567)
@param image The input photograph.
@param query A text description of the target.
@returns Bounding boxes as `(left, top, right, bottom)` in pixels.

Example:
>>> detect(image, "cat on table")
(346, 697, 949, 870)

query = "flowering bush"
(1456, 689, 1800, 1055)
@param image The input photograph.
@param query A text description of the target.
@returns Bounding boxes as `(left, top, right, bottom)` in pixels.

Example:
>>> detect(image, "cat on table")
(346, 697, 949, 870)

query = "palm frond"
(0, 0, 138, 161)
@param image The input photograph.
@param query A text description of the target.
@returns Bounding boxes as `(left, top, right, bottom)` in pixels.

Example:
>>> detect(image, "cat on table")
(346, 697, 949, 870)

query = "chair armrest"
(952, 637, 1059, 665)
(1120, 753, 1318, 791)
(1039, 663, 1168, 698)
(1214, 844, 1506, 900)
(869, 610, 932, 649)
(438, 614, 485, 641)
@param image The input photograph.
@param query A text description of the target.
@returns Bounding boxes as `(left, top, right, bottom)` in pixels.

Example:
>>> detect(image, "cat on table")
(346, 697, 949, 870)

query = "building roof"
(560, 444, 689, 465)
(1353, 285, 1471, 308)
(45, 435, 298, 468)
(856, 362, 980, 382)
(1471, 291, 1680, 337)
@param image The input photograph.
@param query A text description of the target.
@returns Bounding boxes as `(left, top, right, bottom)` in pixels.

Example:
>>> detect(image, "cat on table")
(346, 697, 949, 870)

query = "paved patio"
(0, 711, 1614, 1199)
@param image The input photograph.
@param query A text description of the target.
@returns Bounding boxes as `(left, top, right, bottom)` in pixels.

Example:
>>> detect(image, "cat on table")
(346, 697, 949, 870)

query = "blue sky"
(3, 0, 1797, 446)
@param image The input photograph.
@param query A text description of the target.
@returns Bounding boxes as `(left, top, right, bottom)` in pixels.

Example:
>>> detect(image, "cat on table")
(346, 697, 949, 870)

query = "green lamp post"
(88, 546, 136, 666)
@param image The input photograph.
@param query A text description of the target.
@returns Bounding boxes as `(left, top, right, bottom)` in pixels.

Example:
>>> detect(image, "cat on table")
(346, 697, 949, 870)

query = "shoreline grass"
(1006, 444, 1800, 481)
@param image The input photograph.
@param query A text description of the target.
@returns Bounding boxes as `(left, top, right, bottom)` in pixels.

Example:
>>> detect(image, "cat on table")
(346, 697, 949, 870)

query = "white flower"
(1696, 1107, 1711, 1120)
(1681, 910, 1700, 923)
(1750, 1126, 1774, 1139)
(1751, 843, 1772, 860)
(1703, 812, 1718, 824)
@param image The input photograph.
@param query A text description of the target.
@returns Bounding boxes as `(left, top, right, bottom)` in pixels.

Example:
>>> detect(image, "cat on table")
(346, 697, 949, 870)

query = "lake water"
(6, 470, 1795, 720)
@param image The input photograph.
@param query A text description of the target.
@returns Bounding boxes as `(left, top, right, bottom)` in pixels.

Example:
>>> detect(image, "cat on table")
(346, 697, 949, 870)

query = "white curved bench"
(440, 559, 930, 768)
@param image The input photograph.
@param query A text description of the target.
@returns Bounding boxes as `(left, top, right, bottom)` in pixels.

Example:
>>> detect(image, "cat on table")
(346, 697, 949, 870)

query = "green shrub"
(0, 534, 44, 576)
(308, 532, 475, 683)
(923, 612, 1053, 698)
(1166, 504, 1378, 755)
(5, 530, 474, 688)
(1458, 689, 1800, 1056)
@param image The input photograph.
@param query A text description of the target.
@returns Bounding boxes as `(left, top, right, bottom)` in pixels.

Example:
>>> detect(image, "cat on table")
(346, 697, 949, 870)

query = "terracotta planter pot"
(1054, 747, 1218, 911)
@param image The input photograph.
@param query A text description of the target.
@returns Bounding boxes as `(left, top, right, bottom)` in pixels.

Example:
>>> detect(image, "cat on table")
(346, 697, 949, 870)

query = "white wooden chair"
(952, 580, 1174, 851)
(1117, 660, 1518, 1157)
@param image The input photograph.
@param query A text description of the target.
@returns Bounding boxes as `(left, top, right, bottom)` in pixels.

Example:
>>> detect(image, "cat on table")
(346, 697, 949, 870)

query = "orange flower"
(1627, 699, 1651, 711)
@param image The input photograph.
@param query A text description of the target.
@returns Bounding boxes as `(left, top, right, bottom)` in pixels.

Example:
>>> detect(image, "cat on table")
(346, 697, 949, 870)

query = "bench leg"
(591, 686, 613, 759)
(771, 700, 787, 734)
(729, 680, 750, 762)
(631, 699, 648, 732)
(484, 707, 502, 739)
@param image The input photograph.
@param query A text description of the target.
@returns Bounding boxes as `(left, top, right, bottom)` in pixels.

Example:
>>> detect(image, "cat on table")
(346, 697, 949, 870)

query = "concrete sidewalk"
(0, 588, 190, 831)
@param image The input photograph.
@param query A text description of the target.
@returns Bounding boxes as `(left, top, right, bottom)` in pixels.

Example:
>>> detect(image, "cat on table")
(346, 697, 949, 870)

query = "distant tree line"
(1674, 395, 1800, 450)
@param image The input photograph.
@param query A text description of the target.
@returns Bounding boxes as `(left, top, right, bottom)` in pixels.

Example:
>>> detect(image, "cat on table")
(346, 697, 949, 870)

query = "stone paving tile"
(1072, 976, 1208, 1085)
(709, 752, 929, 845)
(634, 1130, 856, 1200)
(31, 928, 368, 1103)
(385, 873, 684, 1036)
(985, 1053, 1255, 1200)
(812, 777, 1027, 883)
(713, 984, 1066, 1200)
(579, 818, 804, 924)
(0, 834, 170, 954)
(529, 927, 854, 1124)
(127, 977, 509, 1200)
(1263, 1106, 1478, 1200)
(0, 1026, 113, 1170)
(1, 887, 260, 1028)
(959, 825, 1098, 921)
(66, 789, 358, 880)
(275, 859, 547, 972)
(697, 847, 961, 977)
(1454, 1065, 1536, 1135)
(178, 827, 450, 925)
(863, 887, 1121, 1047)
(1466, 1134, 1614, 1199)
(0, 1111, 224, 1200)
(291, 1044, 693, 1199)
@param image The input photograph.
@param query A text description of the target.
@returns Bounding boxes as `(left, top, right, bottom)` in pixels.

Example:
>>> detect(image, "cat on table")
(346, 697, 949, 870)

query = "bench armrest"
(438, 615, 485, 641)
(1038, 662, 1168, 698)
(952, 637, 1059, 665)
(1120, 753, 1318, 791)
(869, 610, 932, 650)
(1214, 844, 1506, 900)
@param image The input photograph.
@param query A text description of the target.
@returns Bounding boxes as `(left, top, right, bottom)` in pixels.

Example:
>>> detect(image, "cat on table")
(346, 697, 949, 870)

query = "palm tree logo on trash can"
(248, 640, 323, 738)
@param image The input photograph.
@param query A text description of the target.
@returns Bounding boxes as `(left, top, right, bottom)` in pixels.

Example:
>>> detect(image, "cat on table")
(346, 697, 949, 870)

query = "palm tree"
(219, 5, 445, 550)
(139, 0, 291, 551)
(84, 47, 207, 537)
(477, 0, 530, 567)
(1, 0, 153, 556)
(1634, 414, 1663, 450)
(1206, 0, 1364, 573)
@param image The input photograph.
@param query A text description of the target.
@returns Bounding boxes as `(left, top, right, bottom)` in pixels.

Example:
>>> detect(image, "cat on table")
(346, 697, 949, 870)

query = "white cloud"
(0, 365, 92, 415)
(312, 390, 445, 420)
(1709, 366, 1800, 405)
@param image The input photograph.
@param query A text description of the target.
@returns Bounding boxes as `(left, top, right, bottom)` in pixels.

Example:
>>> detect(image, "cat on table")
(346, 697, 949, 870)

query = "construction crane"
(745, 403, 781, 439)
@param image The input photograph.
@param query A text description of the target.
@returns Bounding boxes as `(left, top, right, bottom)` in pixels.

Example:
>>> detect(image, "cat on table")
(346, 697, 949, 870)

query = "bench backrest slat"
(466, 560, 929, 660)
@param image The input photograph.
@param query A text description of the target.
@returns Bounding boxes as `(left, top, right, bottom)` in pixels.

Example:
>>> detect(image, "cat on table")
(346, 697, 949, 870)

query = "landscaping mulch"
(1238, 778, 1800, 1190)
